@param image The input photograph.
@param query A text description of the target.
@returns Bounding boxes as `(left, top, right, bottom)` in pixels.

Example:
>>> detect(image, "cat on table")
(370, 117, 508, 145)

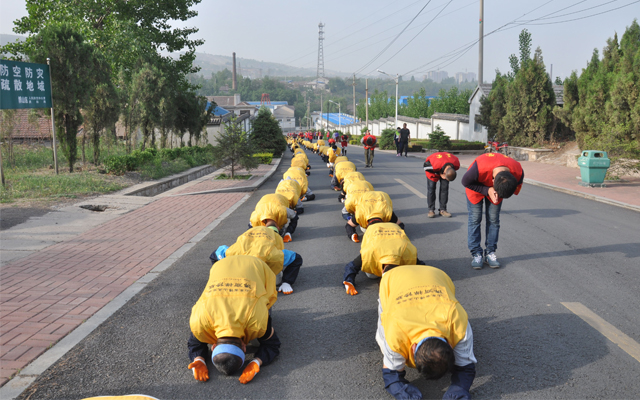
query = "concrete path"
(0, 159, 281, 389)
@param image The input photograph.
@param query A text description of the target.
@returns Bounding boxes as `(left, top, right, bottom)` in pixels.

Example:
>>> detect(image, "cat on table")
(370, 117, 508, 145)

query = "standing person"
(461, 153, 524, 269)
(340, 133, 349, 156)
(376, 265, 477, 400)
(187, 255, 280, 384)
(424, 152, 461, 218)
(399, 123, 410, 157)
(395, 127, 401, 156)
(361, 130, 377, 168)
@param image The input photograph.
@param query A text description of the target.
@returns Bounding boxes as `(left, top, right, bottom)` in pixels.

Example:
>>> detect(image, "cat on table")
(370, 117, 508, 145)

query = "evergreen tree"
(27, 23, 98, 172)
(212, 118, 258, 178)
(250, 107, 286, 156)
(130, 64, 165, 150)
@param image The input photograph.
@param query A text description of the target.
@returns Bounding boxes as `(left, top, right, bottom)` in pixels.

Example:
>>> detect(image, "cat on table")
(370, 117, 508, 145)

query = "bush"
(349, 135, 362, 145)
(427, 125, 451, 150)
(103, 155, 129, 175)
(379, 129, 396, 150)
(253, 153, 273, 164)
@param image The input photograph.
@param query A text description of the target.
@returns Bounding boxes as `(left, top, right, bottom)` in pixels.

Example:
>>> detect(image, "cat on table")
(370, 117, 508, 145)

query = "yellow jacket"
(226, 226, 285, 275)
(342, 171, 367, 194)
(291, 156, 308, 170)
(355, 191, 393, 228)
(249, 200, 289, 232)
(328, 147, 341, 163)
(335, 161, 356, 183)
(361, 223, 417, 277)
(379, 265, 468, 369)
(334, 156, 348, 166)
(294, 148, 305, 156)
(276, 179, 302, 208)
(283, 167, 308, 195)
(257, 193, 289, 209)
(190, 255, 277, 345)
(320, 146, 330, 156)
(317, 139, 325, 146)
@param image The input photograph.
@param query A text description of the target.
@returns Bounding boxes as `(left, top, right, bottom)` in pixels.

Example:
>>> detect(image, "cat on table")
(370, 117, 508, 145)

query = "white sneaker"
(485, 252, 501, 268)
(278, 282, 293, 294)
(471, 254, 483, 270)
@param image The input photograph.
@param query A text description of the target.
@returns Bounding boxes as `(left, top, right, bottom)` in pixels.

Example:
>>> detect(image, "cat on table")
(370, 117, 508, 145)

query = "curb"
(0, 195, 252, 400)
(170, 157, 283, 196)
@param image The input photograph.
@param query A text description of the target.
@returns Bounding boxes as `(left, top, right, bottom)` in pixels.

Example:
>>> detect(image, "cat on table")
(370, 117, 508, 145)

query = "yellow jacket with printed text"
(226, 226, 284, 275)
(361, 223, 417, 277)
(328, 147, 341, 163)
(342, 172, 367, 194)
(379, 265, 468, 369)
(190, 255, 277, 345)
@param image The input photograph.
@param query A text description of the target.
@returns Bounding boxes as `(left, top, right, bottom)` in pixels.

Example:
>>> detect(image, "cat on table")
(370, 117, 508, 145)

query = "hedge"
(103, 145, 215, 175)
(253, 153, 273, 164)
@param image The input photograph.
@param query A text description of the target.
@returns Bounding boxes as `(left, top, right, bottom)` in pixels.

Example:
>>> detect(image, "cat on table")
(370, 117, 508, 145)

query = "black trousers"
(285, 214, 299, 235)
(427, 178, 449, 211)
(400, 141, 409, 156)
(282, 253, 303, 285)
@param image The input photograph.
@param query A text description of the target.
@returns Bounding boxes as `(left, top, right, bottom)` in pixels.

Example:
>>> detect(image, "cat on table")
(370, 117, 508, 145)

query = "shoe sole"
(484, 259, 501, 268)
(472, 265, 483, 270)
(427, 214, 435, 218)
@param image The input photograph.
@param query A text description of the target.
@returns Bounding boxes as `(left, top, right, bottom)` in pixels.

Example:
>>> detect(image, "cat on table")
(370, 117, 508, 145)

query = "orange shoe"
(351, 233, 360, 243)
(283, 232, 292, 243)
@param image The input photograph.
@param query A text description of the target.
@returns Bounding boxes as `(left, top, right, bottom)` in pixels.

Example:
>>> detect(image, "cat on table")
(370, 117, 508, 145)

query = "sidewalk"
(0, 159, 281, 390)
(355, 145, 640, 211)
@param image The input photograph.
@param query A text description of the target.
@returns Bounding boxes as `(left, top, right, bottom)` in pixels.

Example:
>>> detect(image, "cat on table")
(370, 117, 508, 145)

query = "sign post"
(46, 59, 58, 174)
(0, 58, 57, 173)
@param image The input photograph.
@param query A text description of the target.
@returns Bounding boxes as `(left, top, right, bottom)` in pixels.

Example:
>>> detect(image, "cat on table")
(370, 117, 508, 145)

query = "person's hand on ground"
(344, 281, 358, 295)
(239, 359, 260, 384)
(188, 357, 209, 382)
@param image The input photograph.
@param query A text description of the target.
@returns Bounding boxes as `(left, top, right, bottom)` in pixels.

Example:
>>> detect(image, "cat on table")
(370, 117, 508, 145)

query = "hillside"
(192, 52, 347, 79)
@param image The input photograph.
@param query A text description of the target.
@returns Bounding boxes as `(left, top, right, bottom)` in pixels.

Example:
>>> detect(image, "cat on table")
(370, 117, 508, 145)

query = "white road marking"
(395, 178, 427, 199)
(562, 302, 640, 363)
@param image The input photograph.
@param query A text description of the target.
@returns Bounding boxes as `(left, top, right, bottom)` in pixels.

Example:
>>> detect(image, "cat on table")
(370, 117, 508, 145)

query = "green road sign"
(0, 59, 52, 110)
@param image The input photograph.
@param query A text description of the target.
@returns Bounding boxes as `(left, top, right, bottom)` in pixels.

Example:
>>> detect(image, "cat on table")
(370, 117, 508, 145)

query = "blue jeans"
(467, 197, 501, 256)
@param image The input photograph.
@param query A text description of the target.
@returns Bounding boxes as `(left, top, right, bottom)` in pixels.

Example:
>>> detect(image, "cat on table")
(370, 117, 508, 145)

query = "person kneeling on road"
(210, 227, 303, 295)
(377, 265, 476, 400)
(424, 152, 461, 218)
(284, 167, 315, 202)
(187, 255, 281, 384)
(343, 222, 423, 295)
(344, 190, 404, 243)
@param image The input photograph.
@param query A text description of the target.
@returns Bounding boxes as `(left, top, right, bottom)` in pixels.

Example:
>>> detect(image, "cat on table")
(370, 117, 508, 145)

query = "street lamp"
(377, 69, 399, 129)
(328, 100, 341, 132)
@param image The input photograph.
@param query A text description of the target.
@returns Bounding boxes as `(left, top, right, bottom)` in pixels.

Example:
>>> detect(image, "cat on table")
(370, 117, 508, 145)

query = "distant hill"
(192, 52, 347, 79)
(1, 34, 25, 47)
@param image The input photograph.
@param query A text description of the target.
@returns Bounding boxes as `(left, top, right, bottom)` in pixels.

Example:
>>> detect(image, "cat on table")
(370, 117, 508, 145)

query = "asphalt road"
(17, 146, 640, 400)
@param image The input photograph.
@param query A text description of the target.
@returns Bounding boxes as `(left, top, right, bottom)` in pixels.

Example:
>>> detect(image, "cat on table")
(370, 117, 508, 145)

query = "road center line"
(561, 302, 640, 363)
(395, 178, 427, 199)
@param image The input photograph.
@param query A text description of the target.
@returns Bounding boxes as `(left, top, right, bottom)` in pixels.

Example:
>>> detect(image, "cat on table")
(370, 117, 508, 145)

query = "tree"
(404, 87, 431, 118)
(250, 107, 286, 156)
(27, 23, 98, 172)
(130, 64, 165, 150)
(84, 57, 120, 164)
(212, 117, 258, 178)
(428, 125, 452, 150)
(430, 87, 473, 115)
(478, 72, 509, 140)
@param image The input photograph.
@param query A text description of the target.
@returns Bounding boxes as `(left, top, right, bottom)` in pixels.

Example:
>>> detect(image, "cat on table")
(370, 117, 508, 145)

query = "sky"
(1, 0, 639, 82)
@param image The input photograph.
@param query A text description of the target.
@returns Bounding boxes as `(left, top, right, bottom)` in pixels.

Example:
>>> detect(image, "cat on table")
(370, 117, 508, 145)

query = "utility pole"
(365, 78, 369, 130)
(352, 74, 356, 123)
(320, 91, 323, 131)
(478, 0, 484, 84)
(307, 100, 311, 130)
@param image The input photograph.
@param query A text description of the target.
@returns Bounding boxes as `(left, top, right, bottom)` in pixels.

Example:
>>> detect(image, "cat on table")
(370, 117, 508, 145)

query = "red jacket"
(424, 152, 460, 182)
(463, 153, 523, 205)
(363, 134, 377, 150)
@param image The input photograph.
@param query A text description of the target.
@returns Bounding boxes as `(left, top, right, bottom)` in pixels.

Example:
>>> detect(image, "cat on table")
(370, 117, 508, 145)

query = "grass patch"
(216, 173, 252, 180)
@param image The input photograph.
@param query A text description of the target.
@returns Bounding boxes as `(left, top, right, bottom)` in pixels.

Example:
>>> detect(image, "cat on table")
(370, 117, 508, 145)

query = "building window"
(474, 115, 483, 132)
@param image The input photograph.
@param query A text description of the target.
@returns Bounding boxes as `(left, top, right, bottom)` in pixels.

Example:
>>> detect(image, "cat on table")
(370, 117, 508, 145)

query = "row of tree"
(479, 21, 639, 163)
(1, 0, 211, 172)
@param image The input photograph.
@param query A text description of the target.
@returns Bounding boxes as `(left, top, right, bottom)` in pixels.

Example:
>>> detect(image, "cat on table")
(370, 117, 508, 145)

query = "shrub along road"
(13, 146, 640, 399)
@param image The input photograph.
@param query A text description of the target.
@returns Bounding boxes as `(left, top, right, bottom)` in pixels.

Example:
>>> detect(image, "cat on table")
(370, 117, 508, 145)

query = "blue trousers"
(466, 196, 502, 256)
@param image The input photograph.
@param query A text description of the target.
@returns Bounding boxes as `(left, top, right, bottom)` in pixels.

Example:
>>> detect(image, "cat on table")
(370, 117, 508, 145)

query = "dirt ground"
(0, 173, 142, 231)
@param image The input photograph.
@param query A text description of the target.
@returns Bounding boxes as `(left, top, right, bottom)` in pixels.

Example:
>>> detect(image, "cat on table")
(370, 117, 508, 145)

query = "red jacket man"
(424, 152, 460, 218)
(361, 131, 377, 168)
(461, 153, 524, 269)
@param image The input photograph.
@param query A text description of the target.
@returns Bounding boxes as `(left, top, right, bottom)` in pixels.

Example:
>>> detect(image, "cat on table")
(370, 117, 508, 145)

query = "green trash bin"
(577, 150, 610, 186)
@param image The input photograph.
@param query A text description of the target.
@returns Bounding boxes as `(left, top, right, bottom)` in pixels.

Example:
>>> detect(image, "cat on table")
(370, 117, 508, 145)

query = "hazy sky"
(1, 0, 638, 82)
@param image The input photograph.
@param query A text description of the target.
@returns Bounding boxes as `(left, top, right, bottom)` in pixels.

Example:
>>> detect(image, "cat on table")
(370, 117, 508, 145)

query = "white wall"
(467, 96, 488, 143)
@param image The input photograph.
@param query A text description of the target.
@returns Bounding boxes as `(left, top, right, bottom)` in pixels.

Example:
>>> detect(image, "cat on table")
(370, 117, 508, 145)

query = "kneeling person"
(377, 265, 476, 399)
(187, 255, 281, 384)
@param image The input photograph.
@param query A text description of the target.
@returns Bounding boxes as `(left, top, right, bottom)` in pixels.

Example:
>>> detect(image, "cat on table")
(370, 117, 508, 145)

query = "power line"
(522, 1, 639, 25)
(366, 0, 455, 76)
(353, 1, 433, 76)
